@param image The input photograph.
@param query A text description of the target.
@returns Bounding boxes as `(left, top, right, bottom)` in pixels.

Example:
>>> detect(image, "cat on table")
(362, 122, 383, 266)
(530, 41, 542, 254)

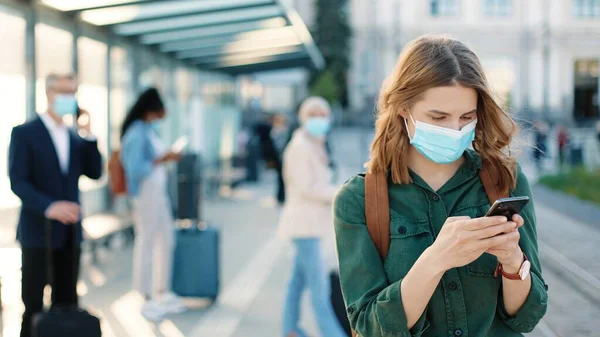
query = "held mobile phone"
(485, 196, 530, 218)
(171, 136, 189, 154)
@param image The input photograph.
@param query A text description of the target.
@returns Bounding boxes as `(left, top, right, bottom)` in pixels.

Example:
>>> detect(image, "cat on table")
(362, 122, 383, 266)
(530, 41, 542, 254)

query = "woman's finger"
(473, 222, 516, 239)
(463, 216, 507, 231)
(512, 214, 525, 227)
(446, 216, 471, 223)
(478, 231, 519, 250)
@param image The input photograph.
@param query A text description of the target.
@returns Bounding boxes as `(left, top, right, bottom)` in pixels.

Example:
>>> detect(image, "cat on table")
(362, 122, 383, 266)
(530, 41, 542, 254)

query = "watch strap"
(494, 253, 528, 280)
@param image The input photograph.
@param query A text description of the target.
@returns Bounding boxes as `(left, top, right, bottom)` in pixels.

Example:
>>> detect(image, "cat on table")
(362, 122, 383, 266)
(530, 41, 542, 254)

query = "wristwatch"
(494, 253, 531, 280)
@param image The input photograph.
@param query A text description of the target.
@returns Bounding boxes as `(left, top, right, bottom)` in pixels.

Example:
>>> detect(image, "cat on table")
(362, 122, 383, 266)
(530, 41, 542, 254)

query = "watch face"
(519, 260, 531, 280)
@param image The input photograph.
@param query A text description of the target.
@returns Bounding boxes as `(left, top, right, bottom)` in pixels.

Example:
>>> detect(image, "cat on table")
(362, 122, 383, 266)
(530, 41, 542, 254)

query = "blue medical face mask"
(304, 117, 331, 138)
(404, 114, 477, 164)
(53, 94, 78, 117)
(148, 120, 162, 134)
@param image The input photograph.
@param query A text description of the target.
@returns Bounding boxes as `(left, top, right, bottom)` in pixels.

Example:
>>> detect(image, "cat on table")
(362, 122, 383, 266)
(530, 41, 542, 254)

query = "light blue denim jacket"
(120, 120, 156, 197)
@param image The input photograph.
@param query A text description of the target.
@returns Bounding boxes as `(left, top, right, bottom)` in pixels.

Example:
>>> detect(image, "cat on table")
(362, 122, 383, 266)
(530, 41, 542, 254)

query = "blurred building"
(354, 0, 600, 123)
(285, 0, 600, 123)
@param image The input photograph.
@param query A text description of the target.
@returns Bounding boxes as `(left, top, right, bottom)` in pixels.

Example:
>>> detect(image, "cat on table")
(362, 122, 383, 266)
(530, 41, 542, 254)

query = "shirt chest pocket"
(384, 215, 432, 281)
(451, 204, 498, 278)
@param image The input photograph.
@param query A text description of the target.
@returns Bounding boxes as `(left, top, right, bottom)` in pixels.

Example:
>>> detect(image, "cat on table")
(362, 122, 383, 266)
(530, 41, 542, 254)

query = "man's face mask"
(53, 94, 78, 117)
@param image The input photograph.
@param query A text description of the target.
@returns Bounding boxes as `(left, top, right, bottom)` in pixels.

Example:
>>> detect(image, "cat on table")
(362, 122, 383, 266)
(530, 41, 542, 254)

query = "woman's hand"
(429, 215, 519, 272)
(486, 214, 525, 273)
(155, 151, 182, 164)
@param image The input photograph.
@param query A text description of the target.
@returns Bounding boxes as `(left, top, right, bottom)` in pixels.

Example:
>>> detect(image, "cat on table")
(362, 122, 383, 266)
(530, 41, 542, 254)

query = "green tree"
(309, 69, 340, 104)
(310, 0, 352, 107)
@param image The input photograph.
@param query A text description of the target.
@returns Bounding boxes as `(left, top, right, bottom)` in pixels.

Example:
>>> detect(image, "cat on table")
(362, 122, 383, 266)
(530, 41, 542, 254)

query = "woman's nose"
(448, 121, 461, 131)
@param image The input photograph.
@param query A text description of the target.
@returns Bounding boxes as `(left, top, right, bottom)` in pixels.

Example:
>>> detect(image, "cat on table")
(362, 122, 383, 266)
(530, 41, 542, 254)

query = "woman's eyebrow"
(428, 109, 477, 116)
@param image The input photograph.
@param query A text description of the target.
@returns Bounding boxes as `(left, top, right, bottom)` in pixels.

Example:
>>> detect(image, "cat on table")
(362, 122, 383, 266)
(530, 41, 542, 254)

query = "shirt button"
(454, 329, 463, 336)
(432, 194, 440, 201)
(347, 307, 355, 314)
(398, 226, 407, 234)
(448, 281, 457, 291)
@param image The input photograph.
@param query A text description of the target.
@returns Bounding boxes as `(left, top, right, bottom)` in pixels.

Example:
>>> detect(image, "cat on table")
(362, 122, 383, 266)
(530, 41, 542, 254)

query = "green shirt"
(333, 151, 548, 337)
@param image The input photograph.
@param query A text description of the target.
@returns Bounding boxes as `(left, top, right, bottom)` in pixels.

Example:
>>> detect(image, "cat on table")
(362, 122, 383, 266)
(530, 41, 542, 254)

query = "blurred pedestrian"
(9, 73, 102, 337)
(120, 88, 186, 321)
(271, 113, 289, 155)
(333, 35, 547, 336)
(532, 120, 548, 172)
(557, 126, 569, 169)
(278, 97, 346, 337)
(255, 114, 286, 205)
(271, 113, 289, 205)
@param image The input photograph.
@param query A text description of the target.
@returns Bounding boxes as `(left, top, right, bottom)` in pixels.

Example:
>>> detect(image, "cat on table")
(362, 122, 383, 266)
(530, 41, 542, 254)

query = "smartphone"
(171, 136, 189, 154)
(485, 196, 530, 218)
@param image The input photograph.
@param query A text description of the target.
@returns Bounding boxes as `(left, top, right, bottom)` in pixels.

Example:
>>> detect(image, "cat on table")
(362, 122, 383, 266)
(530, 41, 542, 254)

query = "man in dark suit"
(8, 73, 102, 337)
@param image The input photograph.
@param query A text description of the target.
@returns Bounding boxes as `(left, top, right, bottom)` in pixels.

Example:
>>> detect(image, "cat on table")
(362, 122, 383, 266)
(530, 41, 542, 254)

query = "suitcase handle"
(45, 219, 79, 308)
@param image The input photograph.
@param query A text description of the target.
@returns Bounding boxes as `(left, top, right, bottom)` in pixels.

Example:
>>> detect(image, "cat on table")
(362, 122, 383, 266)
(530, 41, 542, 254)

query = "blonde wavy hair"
(366, 35, 518, 192)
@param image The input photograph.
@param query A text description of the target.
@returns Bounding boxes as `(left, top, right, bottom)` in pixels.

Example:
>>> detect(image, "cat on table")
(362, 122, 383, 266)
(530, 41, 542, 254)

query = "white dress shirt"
(40, 113, 70, 175)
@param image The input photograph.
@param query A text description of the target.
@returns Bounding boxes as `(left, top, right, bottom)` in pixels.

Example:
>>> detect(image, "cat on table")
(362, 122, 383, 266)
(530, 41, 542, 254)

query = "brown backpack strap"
(479, 162, 510, 203)
(364, 172, 390, 261)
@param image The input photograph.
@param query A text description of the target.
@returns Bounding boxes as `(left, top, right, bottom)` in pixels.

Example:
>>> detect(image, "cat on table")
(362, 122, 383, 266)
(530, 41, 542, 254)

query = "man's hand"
(45, 201, 81, 225)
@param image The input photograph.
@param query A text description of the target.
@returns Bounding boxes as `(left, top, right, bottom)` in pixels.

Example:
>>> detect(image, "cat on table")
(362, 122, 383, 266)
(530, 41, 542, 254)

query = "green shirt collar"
(408, 150, 482, 194)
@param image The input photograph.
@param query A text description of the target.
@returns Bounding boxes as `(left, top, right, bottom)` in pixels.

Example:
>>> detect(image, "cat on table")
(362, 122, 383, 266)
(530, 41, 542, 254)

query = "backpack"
(108, 150, 127, 195)
(350, 163, 509, 337)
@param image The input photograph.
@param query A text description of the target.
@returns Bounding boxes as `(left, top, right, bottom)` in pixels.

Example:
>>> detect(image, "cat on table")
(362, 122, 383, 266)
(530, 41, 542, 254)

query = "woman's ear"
(398, 108, 410, 120)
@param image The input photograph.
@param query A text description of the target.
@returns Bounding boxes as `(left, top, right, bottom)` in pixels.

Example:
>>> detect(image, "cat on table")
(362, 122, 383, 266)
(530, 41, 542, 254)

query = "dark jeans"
(20, 233, 80, 337)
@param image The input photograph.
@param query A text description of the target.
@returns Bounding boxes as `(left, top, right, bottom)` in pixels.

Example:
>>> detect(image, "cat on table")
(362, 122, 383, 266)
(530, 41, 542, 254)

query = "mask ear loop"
(403, 113, 416, 142)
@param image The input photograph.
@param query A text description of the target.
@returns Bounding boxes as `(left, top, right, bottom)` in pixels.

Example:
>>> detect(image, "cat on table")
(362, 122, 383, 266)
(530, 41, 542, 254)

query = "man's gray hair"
(45, 73, 77, 92)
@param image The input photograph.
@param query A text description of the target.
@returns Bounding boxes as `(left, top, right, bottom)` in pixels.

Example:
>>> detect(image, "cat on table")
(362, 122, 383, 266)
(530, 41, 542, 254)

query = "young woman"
(121, 88, 186, 321)
(333, 36, 548, 337)
(278, 97, 347, 337)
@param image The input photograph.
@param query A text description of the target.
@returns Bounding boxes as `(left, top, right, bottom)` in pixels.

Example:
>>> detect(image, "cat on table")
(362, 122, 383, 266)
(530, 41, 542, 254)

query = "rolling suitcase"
(32, 220, 101, 337)
(172, 221, 220, 301)
(330, 272, 352, 336)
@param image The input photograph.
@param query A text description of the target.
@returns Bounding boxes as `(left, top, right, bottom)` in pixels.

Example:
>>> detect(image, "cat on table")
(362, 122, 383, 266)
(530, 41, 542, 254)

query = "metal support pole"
(106, 39, 113, 153)
(72, 21, 79, 74)
(25, 6, 36, 119)
(519, 0, 530, 114)
(542, 2, 551, 119)
(105, 38, 114, 210)
(597, 57, 600, 118)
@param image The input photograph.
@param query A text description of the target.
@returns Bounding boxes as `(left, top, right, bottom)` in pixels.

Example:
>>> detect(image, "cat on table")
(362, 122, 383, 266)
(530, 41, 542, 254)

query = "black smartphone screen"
(485, 196, 530, 218)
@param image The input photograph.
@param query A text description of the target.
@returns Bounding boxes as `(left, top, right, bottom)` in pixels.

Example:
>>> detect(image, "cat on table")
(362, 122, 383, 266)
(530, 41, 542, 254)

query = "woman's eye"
(431, 116, 445, 121)
(461, 116, 474, 120)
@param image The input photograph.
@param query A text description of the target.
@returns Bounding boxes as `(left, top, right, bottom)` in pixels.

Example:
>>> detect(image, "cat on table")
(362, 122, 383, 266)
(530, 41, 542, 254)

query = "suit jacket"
(8, 117, 103, 248)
